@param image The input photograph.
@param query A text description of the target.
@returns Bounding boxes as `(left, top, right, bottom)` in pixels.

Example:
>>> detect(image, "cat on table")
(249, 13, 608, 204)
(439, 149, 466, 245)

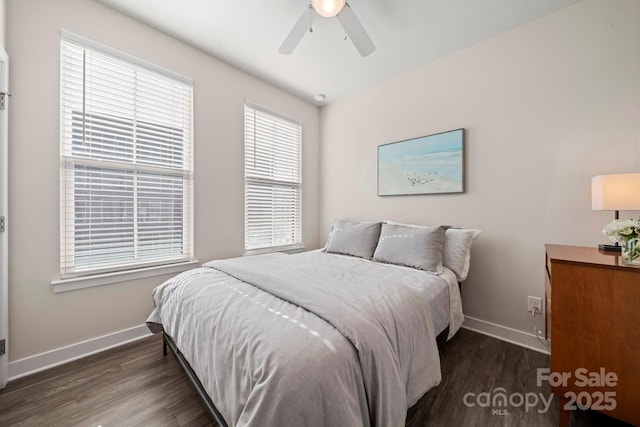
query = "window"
(59, 31, 193, 278)
(244, 102, 302, 253)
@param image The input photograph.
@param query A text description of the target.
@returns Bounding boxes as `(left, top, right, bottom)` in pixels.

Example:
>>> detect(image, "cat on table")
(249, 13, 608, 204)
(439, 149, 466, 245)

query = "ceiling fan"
(279, 0, 375, 57)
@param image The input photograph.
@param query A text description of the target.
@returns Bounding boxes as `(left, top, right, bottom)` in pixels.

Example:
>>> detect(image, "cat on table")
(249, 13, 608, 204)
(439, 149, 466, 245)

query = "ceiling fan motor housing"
(312, 0, 346, 18)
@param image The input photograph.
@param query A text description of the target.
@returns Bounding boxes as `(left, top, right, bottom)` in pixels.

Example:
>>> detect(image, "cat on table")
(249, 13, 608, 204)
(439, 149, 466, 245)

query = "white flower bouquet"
(603, 217, 640, 264)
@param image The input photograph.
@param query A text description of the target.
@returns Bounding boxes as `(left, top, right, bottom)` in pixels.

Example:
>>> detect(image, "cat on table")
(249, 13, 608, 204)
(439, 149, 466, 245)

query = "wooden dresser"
(545, 244, 640, 426)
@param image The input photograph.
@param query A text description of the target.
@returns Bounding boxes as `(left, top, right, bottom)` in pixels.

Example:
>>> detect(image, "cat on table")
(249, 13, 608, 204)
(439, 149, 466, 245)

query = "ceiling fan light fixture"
(311, 0, 346, 18)
(280, 0, 374, 57)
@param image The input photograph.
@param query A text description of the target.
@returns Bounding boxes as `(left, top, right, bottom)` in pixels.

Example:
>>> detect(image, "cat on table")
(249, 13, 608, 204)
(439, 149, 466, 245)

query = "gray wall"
(0, 0, 5, 49)
(318, 0, 640, 347)
(6, 0, 320, 360)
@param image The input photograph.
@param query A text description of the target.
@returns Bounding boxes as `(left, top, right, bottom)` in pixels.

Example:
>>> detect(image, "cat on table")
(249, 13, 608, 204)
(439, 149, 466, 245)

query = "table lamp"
(592, 173, 640, 252)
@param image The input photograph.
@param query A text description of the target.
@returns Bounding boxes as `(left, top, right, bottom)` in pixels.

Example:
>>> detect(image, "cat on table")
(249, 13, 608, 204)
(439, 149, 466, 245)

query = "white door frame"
(0, 45, 9, 388)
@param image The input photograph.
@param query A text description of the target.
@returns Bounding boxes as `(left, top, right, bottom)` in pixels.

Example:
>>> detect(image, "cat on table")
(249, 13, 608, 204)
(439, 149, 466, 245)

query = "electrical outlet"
(528, 296, 542, 314)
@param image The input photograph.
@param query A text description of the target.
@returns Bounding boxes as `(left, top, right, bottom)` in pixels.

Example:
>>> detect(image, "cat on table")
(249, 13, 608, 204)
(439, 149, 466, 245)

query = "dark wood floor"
(0, 329, 631, 426)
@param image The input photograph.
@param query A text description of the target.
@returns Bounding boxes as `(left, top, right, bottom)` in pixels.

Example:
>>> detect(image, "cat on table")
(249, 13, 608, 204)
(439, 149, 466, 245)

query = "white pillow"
(324, 220, 381, 259)
(373, 223, 448, 273)
(384, 220, 481, 281)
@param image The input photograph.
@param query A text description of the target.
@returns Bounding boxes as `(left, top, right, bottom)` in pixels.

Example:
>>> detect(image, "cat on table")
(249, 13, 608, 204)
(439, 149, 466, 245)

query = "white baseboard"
(8, 324, 152, 381)
(6, 318, 547, 382)
(463, 315, 550, 355)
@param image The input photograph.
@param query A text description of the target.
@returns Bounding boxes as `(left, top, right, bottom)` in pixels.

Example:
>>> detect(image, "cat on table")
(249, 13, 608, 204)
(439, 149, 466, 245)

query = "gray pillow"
(324, 220, 381, 259)
(384, 220, 481, 281)
(373, 223, 448, 273)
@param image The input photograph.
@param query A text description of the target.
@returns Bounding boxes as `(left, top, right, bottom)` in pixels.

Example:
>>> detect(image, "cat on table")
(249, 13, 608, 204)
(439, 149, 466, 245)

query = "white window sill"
(243, 245, 305, 256)
(51, 260, 199, 293)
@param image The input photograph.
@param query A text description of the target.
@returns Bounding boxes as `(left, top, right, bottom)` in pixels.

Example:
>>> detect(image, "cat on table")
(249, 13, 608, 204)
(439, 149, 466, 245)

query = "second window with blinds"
(244, 102, 302, 254)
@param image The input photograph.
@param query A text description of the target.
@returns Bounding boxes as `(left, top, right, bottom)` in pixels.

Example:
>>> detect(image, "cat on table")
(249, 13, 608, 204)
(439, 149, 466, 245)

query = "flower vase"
(621, 238, 640, 266)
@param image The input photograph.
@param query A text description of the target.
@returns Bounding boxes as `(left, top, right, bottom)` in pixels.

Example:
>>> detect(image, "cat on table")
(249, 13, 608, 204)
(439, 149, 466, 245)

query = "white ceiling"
(97, 0, 581, 105)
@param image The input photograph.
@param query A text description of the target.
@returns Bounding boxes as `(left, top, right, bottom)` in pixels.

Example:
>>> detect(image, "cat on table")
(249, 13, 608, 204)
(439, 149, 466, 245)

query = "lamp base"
(598, 243, 621, 253)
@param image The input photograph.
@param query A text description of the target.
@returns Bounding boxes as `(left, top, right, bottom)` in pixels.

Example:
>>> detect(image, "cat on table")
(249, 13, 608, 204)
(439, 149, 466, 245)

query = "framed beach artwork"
(378, 128, 465, 196)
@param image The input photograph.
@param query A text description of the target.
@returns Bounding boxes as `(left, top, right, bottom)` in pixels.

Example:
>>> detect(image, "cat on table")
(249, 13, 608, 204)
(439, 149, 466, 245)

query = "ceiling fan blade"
(337, 3, 375, 57)
(279, 6, 313, 55)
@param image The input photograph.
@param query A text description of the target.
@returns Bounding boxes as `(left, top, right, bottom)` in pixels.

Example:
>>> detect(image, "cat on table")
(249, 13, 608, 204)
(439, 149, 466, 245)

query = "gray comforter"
(147, 251, 459, 427)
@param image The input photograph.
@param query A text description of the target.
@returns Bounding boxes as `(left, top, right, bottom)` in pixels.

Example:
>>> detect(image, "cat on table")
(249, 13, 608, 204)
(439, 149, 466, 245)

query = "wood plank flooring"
(0, 329, 631, 426)
(0, 335, 212, 426)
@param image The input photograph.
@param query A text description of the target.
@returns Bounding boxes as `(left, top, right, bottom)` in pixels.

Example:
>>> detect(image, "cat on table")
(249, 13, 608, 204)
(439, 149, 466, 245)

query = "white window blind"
(244, 102, 302, 253)
(60, 33, 193, 278)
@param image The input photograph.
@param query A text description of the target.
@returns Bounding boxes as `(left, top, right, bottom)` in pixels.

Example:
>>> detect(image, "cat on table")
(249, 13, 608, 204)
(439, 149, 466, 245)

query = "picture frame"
(378, 128, 465, 196)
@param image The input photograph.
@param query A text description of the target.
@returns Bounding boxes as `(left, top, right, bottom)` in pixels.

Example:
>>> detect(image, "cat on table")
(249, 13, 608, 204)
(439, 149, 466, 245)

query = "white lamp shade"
(592, 173, 640, 211)
(312, 0, 346, 17)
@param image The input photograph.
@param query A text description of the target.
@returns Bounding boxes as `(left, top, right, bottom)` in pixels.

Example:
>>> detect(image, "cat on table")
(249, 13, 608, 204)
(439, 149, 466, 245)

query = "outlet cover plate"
(528, 296, 542, 314)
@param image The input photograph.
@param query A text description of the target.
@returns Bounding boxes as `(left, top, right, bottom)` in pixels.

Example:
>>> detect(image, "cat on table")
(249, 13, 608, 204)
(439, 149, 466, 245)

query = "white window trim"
(60, 29, 193, 85)
(244, 244, 306, 257)
(51, 260, 199, 293)
(59, 30, 194, 279)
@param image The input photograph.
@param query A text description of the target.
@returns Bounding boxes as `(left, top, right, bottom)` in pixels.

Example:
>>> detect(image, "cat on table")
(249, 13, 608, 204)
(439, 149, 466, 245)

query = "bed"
(146, 220, 480, 427)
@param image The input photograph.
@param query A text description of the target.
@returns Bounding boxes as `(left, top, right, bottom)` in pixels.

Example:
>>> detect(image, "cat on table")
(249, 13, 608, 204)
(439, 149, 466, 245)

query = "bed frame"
(162, 332, 228, 427)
